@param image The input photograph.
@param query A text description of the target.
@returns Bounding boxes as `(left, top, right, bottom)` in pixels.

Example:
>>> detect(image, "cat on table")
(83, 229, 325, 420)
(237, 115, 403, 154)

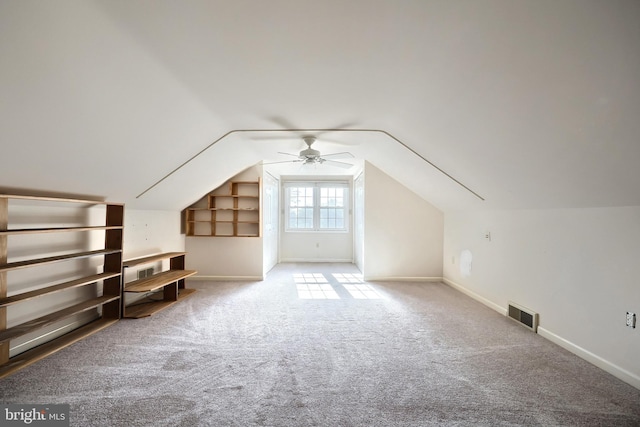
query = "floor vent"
(507, 301, 538, 332)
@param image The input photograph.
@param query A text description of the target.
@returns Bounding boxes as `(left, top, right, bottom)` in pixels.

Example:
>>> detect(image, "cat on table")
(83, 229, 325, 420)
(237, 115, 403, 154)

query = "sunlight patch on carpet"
(343, 284, 382, 299)
(294, 273, 340, 299)
(332, 273, 382, 299)
(332, 273, 364, 283)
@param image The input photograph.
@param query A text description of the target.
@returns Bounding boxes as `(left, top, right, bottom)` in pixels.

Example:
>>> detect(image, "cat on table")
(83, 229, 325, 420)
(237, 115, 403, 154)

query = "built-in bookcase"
(0, 194, 123, 378)
(185, 179, 260, 237)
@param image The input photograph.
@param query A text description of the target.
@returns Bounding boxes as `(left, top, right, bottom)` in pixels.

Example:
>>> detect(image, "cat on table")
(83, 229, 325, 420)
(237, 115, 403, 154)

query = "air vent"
(507, 301, 538, 332)
(137, 267, 154, 280)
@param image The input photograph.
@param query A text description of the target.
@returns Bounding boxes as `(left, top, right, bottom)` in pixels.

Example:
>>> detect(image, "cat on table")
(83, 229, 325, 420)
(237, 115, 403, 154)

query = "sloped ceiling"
(1, 0, 639, 211)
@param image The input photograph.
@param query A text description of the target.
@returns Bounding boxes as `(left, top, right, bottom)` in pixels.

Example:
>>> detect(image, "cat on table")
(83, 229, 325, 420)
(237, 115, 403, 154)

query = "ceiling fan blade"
(321, 159, 354, 169)
(315, 137, 360, 146)
(266, 116, 308, 137)
(262, 159, 303, 165)
(277, 152, 301, 158)
(315, 121, 359, 137)
(252, 134, 302, 141)
(266, 117, 359, 138)
(321, 151, 355, 159)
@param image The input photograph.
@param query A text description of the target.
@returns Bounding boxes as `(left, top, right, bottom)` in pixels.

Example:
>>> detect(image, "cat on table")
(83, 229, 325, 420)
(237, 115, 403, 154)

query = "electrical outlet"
(626, 312, 636, 328)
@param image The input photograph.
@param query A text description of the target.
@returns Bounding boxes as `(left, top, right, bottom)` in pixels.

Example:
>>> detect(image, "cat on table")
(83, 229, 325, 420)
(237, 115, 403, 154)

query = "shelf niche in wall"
(185, 179, 261, 237)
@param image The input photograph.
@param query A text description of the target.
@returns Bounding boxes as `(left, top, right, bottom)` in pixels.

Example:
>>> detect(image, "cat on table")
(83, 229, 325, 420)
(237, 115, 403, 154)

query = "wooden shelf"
(0, 295, 120, 344)
(0, 226, 123, 236)
(122, 252, 186, 268)
(186, 179, 260, 237)
(0, 249, 121, 272)
(122, 252, 196, 318)
(0, 318, 118, 379)
(124, 288, 197, 319)
(0, 194, 123, 378)
(211, 195, 259, 199)
(0, 272, 121, 308)
(125, 269, 197, 293)
(0, 194, 120, 205)
(208, 208, 259, 211)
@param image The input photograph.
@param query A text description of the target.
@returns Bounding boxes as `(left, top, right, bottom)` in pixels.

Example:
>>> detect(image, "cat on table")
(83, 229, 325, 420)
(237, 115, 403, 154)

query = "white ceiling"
(1, 0, 639, 211)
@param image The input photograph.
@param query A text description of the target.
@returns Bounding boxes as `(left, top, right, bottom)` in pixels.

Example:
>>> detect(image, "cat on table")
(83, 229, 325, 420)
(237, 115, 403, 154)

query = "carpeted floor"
(1, 262, 639, 426)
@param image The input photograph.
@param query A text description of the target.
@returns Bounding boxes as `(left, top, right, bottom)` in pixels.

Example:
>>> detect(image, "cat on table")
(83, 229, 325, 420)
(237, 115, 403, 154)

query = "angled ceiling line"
(135, 129, 485, 201)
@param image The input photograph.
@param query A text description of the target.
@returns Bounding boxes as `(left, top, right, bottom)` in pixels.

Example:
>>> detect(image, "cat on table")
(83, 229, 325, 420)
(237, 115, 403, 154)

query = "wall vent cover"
(507, 301, 538, 332)
(138, 267, 154, 280)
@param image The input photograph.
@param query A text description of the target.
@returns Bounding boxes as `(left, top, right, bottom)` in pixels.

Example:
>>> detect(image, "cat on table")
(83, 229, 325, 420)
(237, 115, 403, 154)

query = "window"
(285, 181, 349, 232)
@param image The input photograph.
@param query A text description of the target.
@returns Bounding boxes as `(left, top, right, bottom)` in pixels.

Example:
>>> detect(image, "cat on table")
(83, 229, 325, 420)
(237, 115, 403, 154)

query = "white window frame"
(284, 181, 350, 233)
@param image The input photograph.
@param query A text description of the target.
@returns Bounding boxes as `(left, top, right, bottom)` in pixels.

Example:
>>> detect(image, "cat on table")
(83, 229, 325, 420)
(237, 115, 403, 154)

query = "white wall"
(187, 237, 263, 279)
(185, 165, 264, 280)
(443, 207, 640, 389)
(262, 172, 279, 275)
(280, 232, 353, 262)
(279, 177, 353, 262)
(123, 209, 185, 259)
(121, 208, 185, 288)
(362, 162, 444, 280)
(353, 172, 365, 272)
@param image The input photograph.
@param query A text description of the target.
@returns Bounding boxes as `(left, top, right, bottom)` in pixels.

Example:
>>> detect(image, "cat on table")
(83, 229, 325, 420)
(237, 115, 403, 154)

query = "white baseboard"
(190, 275, 264, 281)
(365, 276, 443, 282)
(279, 258, 354, 263)
(537, 327, 640, 390)
(442, 278, 507, 316)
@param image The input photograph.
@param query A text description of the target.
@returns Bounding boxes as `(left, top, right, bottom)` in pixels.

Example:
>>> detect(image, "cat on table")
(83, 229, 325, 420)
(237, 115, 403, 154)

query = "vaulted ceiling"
(1, 0, 639, 211)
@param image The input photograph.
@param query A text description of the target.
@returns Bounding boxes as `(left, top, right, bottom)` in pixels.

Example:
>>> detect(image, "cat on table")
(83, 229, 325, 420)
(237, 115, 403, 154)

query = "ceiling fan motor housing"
(300, 148, 321, 159)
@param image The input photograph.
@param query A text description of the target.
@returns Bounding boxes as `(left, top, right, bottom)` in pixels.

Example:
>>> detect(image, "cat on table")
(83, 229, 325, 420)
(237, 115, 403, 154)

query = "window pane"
(287, 183, 347, 231)
(336, 188, 344, 207)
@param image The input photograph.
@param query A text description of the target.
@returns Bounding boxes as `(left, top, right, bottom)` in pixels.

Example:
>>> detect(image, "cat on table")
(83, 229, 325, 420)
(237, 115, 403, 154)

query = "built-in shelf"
(0, 272, 121, 308)
(0, 249, 121, 272)
(185, 179, 260, 237)
(123, 289, 197, 319)
(0, 194, 123, 379)
(0, 295, 120, 344)
(124, 269, 197, 293)
(122, 252, 187, 268)
(0, 318, 118, 379)
(122, 252, 196, 319)
(0, 226, 122, 236)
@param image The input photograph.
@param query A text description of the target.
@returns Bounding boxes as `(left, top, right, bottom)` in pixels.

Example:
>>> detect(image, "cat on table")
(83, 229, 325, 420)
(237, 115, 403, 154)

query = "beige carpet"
(1, 262, 639, 426)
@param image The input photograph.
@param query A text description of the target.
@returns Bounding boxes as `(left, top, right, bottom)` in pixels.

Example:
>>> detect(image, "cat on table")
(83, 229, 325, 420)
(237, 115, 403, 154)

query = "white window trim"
(284, 181, 350, 233)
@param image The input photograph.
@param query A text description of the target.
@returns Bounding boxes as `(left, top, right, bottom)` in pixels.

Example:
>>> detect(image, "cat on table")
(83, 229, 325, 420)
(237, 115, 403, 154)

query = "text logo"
(1, 405, 69, 426)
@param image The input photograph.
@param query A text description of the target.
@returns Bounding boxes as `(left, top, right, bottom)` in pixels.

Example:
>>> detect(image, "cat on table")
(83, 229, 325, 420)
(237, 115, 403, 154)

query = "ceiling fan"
(266, 136, 355, 169)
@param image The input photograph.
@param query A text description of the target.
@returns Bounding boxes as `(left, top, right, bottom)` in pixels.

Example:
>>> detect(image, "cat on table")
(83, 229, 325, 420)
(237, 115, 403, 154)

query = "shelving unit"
(186, 179, 260, 237)
(0, 194, 123, 378)
(122, 252, 197, 318)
